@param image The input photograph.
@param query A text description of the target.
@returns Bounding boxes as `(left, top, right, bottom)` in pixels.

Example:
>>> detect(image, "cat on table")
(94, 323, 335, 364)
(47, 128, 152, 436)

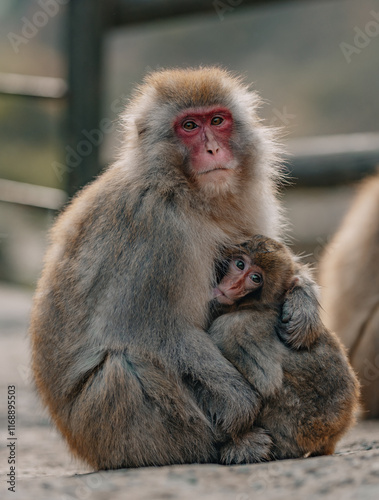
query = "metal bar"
(0, 73, 68, 99)
(110, 0, 303, 26)
(287, 133, 379, 157)
(66, 0, 107, 197)
(1, 131, 378, 211)
(286, 133, 379, 186)
(0, 179, 67, 210)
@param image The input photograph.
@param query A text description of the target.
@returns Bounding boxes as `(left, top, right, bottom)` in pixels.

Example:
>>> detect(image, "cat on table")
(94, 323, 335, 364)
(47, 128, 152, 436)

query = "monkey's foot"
(219, 427, 272, 465)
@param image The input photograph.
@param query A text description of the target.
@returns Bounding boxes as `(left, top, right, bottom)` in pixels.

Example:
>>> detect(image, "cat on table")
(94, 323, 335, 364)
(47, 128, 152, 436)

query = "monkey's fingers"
(278, 287, 322, 350)
(219, 427, 272, 465)
(198, 380, 261, 437)
(281, 301, 292, 324)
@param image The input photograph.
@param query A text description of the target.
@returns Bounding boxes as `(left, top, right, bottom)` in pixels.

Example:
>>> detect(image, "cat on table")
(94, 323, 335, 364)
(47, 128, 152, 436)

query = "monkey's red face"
(213, 255, 264, 305)
(174, 107, 237, 184)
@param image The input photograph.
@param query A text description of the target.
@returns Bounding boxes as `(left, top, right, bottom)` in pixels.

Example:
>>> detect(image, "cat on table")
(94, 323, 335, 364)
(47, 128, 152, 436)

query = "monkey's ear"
(135, 118, 147, 136)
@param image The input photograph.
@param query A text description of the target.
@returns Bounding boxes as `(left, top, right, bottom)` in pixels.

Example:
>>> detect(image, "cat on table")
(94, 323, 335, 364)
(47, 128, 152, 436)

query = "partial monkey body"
(320, 172, 379, 419)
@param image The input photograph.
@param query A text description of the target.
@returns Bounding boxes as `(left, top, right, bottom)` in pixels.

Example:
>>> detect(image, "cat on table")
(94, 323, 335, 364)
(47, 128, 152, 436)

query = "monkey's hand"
(278, 263, 323, 350)
(182, 330, 261, 438)
(219, 427, 272, 465)
(196, 367, 261, 439)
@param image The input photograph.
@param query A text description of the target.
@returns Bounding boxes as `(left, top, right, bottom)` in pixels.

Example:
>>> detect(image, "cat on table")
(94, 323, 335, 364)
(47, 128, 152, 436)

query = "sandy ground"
(1, 282, 379, 500)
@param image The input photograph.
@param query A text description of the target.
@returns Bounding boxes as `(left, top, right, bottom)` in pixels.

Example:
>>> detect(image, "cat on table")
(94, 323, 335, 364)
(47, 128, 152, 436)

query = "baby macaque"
(209, 235, 360, 461)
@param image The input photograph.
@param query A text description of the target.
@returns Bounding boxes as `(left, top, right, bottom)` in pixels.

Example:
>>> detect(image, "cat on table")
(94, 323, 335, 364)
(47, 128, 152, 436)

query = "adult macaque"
(30, 67, 321, 469)
(209, 235, 359, 461)
(320, 172, 379, 418)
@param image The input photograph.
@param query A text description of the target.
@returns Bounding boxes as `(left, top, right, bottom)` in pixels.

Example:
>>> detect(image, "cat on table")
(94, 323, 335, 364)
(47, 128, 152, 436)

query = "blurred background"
(0, 0, 379, 286)
(1, 2, 379, 486)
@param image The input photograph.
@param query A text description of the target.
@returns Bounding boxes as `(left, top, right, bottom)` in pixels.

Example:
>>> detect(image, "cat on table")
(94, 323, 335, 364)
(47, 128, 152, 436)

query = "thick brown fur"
(209, 235, 360, 460)
(320, 172, 379, 418)
(30, 67, 321, 470)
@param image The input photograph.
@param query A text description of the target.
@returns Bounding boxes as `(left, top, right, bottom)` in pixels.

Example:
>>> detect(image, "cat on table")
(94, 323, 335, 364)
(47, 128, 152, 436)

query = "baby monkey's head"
(213, 235, 296, 307)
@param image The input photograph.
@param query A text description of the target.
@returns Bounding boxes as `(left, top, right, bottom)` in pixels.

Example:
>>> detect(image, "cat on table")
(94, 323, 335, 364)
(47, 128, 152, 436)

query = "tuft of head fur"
(237, 235, 295, 304)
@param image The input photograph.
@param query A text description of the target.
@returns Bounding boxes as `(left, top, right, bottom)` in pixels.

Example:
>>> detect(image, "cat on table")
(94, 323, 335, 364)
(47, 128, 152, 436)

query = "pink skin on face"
(213, 255, 264, 305)
(174, 107, 237, 182)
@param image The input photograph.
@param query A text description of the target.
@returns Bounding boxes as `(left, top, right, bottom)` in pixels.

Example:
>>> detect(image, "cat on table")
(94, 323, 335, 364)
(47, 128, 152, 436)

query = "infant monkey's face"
(213, 235, 296, 305)
(213, 253, 264, 305)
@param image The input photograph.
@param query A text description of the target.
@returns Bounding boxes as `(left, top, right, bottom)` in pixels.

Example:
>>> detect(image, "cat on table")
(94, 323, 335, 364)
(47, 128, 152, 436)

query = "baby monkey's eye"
(234, 259, 245, 270)
(250, 273, 262, 284)
(211, 116, 224, 126)
(182, 121, 197, 130)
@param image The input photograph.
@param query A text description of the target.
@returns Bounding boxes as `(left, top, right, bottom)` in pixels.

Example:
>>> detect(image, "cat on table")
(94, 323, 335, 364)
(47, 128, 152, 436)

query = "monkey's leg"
(349, 305, 379, 418)
(56, 351, 217, 469)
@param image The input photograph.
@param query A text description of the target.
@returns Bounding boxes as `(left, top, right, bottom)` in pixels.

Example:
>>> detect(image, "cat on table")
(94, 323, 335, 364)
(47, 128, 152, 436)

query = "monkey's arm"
(174, 326, 263, 436)
(280, 261, 323, 350)
(208, 310, 284, 399)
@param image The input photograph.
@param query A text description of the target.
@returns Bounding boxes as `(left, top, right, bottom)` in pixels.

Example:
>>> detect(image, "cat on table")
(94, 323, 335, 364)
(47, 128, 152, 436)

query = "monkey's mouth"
(196, 167, 234, 183)
(199, 167, 231, 174)
(193, 159, 239, 180)
(212, 287, 235, 305)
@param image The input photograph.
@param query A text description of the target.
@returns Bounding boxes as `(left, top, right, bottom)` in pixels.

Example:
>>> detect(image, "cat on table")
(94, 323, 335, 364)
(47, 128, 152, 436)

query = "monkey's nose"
(205, 136, 220, 155)
(207, 147, 219, 155)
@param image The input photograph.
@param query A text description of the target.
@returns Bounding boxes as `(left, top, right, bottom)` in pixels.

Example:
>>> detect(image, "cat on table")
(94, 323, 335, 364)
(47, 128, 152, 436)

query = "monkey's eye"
(182, 121, 198, 130)
(234, 259, 245, 271)
(211, 116, 224, 126)
(250, 273, 262, 284)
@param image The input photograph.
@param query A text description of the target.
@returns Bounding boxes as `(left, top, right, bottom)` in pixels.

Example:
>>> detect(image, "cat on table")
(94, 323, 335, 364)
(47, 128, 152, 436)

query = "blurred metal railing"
(1, 130, 378, 211)
(0, 0, 377, 210)
(287, 133, 379, 186)
(0, 179, 67, 210)
(0, 73, 67, 100)
(111, 0, 304, 26)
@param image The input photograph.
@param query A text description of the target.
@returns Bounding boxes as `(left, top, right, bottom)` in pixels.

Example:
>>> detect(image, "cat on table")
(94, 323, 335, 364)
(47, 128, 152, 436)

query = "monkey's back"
(256, 328, 360, 459)
(29, 167, 223, 468)
(320, 172, 379, 418)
